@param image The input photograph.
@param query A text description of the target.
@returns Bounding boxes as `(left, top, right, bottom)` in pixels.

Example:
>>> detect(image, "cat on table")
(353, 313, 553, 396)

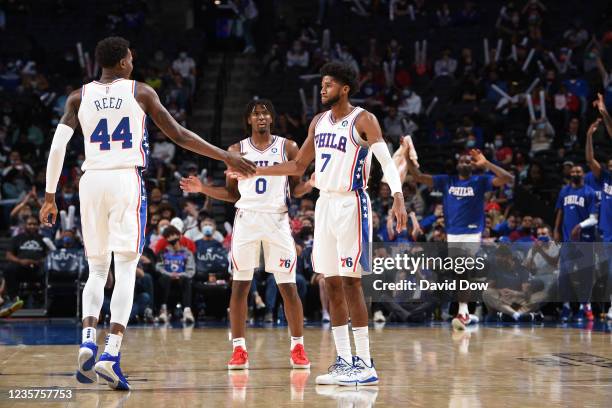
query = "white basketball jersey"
(235, 135, 289, 213)
(313, 107, 372, 192)
(78, 79, 149, 171)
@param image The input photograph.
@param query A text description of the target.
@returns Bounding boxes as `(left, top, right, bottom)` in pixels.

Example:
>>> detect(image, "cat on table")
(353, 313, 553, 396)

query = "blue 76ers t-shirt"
(599, 169, 612, 242)
(433, 175, 494, 235)
(162, 250, 189, 273)
(555, 184, 596, 242)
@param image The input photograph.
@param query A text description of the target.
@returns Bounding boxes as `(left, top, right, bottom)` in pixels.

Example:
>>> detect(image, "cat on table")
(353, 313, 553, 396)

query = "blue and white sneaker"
(315, 356, 352, 385)
(76, 342, 98, 383)
(336, 356, 379, 386)
(560, 305, 571, 323)
(94, 353, 130, 390)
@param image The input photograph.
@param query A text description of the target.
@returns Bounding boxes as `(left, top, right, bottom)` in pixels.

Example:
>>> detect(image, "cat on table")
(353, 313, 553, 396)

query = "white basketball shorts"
(313, 190, 372, 278)
(79, 168, 147, 257)
(231, 209, 296, 284)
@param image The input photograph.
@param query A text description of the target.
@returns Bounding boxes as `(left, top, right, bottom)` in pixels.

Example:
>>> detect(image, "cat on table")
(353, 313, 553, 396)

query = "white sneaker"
(607, 306, 612, 320)
(315, 356, 352, 385)
(373, 310, 386, 323)
(182, 307, 194, 324)
(158, 306, 168, 324)
(335, 356, 379, 386)
(322, 310, 330, 323)
(468, 313, 479, 324)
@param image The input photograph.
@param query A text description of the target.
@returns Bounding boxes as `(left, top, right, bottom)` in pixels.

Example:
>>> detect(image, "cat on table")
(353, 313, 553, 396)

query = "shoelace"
(327, 360, 350, 374)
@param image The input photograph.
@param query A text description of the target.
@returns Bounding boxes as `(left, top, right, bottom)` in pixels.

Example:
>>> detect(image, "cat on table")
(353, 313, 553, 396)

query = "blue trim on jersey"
(137, 169, 147, 254)
(140, 116, 150, 169)
(357, 189, 371, 272)
(133, 80, 137, 97)
(351, 147, 369, 191)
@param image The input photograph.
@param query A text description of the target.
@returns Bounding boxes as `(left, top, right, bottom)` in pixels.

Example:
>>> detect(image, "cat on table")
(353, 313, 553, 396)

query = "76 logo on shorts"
(279, 258, 291, 268)
(341, 257, 353, 268)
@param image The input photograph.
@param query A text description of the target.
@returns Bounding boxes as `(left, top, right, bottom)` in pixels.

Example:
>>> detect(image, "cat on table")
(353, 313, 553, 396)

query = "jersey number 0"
(90, 117, 133, 150)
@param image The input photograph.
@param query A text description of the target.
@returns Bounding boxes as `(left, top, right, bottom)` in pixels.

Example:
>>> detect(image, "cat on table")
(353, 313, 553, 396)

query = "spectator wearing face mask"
(156, 225, 196, 324)
(152, 217, 196, 254)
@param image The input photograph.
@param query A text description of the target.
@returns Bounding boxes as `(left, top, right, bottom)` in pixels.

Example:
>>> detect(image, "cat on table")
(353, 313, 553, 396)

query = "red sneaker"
(585, 309, 594, 322)
(452, 313, 470, 331)
(290, 344, 311, 369)
(228, 346, 249, 370)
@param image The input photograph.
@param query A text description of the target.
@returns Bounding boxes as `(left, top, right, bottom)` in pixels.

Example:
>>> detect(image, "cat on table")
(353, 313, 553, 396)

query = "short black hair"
(320, 61, 359, 97)
(243, 99, 276, 135)
(95, 36, 130, 68)
(162, 225, 181, 239)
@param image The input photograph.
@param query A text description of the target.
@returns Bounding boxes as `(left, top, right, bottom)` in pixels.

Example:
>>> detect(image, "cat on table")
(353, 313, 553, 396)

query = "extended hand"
(469, 148, 488, 168)
(180, 176, 204, 194)
(570, 225, 581, 241)
(224, 151, 257, 176)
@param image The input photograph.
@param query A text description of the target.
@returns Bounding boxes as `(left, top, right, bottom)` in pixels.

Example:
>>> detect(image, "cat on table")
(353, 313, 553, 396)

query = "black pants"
(3, 263, 43, 298)
(159, 275, 192, 308)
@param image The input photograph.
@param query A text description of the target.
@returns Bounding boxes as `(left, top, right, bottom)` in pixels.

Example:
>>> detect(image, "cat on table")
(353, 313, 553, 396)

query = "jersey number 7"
(90, 117, 133, 150)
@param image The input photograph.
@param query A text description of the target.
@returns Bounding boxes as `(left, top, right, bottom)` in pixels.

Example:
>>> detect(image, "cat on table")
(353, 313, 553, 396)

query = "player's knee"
(342, 277, 362, 291)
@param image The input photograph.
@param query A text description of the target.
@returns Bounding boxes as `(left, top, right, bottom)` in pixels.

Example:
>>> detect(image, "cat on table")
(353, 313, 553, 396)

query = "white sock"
(512, 312, 521, 321)
(352, 326, 371, 363)
(82, 327, 96, 344)
(563, 302, 570, 308)
(332, 324, 352, 363)
(458, 303, 469, 316)
(233, 337, 246, 350)
(290, 336, 303, 351)
(104, 333, 122, 356)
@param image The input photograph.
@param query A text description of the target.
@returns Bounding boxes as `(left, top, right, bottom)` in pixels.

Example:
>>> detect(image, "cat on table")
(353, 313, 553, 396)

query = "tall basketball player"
(232, 62, 408, 386)
(404, 148, 515, 330)
(180, 99, 312, 369)
(39, 37, 255, 390)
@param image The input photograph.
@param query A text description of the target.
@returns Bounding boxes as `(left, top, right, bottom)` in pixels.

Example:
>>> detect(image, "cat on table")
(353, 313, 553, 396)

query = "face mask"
(63, 193, 73, 200)
(202, 225, 214, 236)
(167, 238, 179, 246)
(537, 236, 550, 242)
(494, 140, 503, 148)
(571, 175, 582, 184)
(466, 140, 476, 148)
(63, 237, 74, 247)
(77, 159, 84, 166)
(458, 166, 471, 177)
(301, 226, 313, 236)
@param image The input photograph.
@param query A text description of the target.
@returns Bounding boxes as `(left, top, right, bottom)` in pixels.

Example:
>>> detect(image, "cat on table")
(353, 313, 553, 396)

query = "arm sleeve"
(579, 214, 598, 228)
(371, 142, 403, 195)
(45, 124, 74, 194)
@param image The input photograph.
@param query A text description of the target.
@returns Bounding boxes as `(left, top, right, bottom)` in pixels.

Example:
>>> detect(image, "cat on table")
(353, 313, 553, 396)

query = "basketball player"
(404, 148, 515, 330)
(179, 99, 312, 369)
(554, 163, 598, 322)
(590, 96, 612, 319)
(231, 62, 408, 386)
(39, 37, 255, 390)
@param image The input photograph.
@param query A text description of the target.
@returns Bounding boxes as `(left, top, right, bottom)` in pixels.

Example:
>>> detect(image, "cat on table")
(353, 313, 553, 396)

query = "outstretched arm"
(137, 82, 256, 175)
(594, 93, 612, 140)
(255, 114, 319, 177)
(469, 149, 515, 187)
(585, 118, 601, 179)
(284, 139, 314, 198)
(180, 144, 241, 203)
(356, 111, 408, 233)
(40, 89, 81, 227)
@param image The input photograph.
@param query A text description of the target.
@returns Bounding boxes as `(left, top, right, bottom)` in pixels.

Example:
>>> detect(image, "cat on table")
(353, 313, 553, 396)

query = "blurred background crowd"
(1, 0, 611, 325)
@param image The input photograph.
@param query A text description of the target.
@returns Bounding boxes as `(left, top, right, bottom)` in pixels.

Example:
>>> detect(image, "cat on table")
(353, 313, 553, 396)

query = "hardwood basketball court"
(1, 321, 611, 407)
